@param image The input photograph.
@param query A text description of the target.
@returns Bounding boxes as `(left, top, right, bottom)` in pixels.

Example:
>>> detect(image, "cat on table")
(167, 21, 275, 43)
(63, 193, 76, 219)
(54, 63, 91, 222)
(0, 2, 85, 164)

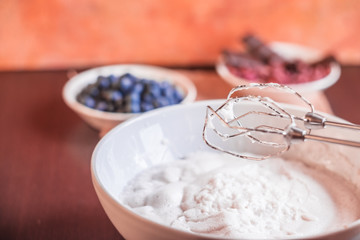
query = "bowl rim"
(216, 41, 341, 93)
(62, 64, 197, 121)
(91, 99, 360, 240)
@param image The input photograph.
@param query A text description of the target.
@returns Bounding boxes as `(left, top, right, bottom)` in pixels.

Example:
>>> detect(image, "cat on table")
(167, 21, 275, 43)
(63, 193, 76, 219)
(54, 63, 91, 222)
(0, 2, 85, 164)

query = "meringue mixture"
(120, 151, 360, 239)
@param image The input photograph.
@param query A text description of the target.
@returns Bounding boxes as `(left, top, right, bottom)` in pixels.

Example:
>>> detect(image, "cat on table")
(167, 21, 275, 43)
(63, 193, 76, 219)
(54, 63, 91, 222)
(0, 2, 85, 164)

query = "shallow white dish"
(216, 42, 341, 93)
(62, 64, 197, 132)
(91, 100, 360, 240)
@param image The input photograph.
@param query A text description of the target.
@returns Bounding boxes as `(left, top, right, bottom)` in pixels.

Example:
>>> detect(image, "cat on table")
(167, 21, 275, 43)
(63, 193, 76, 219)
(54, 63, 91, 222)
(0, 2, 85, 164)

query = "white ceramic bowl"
(91, 100, 360, 240)
(62, 64, 197, 132)
(216, 42, 341, 93)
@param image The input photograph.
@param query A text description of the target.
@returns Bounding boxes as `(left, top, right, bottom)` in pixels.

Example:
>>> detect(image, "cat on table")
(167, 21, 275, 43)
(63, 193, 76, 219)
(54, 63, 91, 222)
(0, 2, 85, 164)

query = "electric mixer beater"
(203, 83, 360, 160)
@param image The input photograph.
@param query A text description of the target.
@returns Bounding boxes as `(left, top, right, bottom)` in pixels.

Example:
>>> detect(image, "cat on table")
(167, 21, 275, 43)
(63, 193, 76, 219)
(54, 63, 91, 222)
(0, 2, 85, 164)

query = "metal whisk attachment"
(203, 83, 360, 160)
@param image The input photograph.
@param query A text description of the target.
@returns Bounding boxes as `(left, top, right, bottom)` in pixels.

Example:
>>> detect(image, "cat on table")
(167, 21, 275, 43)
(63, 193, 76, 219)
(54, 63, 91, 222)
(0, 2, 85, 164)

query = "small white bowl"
(91, 100, 360, 240)
(216, 42, 341, 93)
(62, 64, 197, 132)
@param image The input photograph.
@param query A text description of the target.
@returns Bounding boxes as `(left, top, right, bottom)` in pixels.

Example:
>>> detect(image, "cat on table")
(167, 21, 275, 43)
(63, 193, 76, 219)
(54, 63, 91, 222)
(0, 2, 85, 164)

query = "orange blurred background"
(0, 0, 359, 70)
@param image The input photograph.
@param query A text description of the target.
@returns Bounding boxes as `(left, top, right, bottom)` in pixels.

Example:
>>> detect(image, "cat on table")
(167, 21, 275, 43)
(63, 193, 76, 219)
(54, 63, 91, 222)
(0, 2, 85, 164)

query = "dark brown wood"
(0, 66, 359, 240)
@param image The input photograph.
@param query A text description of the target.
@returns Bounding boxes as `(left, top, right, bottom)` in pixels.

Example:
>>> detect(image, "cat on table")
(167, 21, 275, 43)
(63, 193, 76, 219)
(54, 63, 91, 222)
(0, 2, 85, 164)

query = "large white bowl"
(216, 42, 341, 93)
(91, 100, 360, 240)
(62, 64, 197, 132)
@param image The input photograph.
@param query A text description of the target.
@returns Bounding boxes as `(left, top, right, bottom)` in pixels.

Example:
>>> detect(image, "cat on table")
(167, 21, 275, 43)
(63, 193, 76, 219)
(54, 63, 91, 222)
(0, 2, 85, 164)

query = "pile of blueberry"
(76, 73, 184, 113)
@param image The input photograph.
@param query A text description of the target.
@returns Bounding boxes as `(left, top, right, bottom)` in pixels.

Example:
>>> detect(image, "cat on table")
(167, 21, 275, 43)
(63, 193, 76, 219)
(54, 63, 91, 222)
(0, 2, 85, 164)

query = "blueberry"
(83, 84, 100, 98)
(153, 97, 170, 108)
(140, 79, 150, 85)
(167, 96, 176, 105)
(141, 102, 155, 112)
(101, 90, 123, 102)
(100, 90, 113, 102)
(161, 85, 175, 99)
(110, 77, 121, 89)
(77, 73, 183, 113)
(106, 103, 116, 112)
(84, 96, 96, 108)
(131, 103, 141, 113)
(148, 82, 161, 97)
(125, 101, 141, 113)
(159, 81, 171, 90)
(132, 82, 145, 93)
(111, 91, 123, 104)
(173, 89, 184, 103)
(125, 91, 143, 112)
(95, 101, 108, 111)
(142, 93, 154, 103)
(97, 76, 111, 89)
(120, 73, 137, 93)
(108, 74, 117, 83)
(126, 91, 141, 103)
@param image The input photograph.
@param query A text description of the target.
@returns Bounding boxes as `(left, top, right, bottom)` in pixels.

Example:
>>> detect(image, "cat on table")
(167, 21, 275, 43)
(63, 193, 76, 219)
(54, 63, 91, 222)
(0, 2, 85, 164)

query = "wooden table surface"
(0, 66, 359, 240)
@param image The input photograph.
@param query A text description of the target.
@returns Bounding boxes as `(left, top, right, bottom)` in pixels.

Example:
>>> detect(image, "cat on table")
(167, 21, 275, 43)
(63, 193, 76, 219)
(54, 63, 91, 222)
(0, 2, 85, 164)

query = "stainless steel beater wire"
(227, 98, 297, 126)
(227, 83, 315, 113)
(227, 83, 317, 135)
(223, 96, 291, 131)
(205, 88, 313, 154)
(203, 114, 290, 161)
(204, 83, 360, 160)
(304, 134, 360, 148)
(205, 104, 291, 149)
(227, 88, 307, 123)
(205, 94, 299, 149)
(205, 105, 286, 138)
(324, 121, 360, 130)
(209, 98, 360, 149)
(203, 96, 295, 160)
